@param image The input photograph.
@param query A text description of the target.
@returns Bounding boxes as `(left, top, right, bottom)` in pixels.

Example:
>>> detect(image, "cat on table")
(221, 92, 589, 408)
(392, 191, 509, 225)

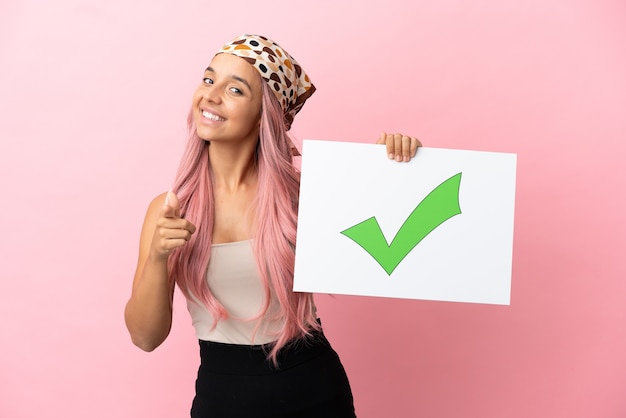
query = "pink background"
(1, 0, 625, 417)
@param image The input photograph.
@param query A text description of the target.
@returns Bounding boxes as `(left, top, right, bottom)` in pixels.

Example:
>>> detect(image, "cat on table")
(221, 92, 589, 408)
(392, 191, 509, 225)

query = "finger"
(153, 224, 195, 255)
(410, 137, 422, 158)
(162, 204, 176, 219)
(186, 220, 197, 235)
(401, 135, 411, 162)
(158, 226, 194, 242)
(381, 132, 395, 159)
(376, 131, 386, 145)
(156, 217, 196, 234)
(163, 191, 181, 218)
(393, 133, 403, 162)
(157, 237, 192, 255)
(387, 134, 396, 159)
(154, 228, 195, 257)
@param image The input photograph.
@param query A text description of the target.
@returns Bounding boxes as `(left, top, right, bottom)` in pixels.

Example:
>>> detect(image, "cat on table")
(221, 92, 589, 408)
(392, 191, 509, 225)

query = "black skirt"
(190, 330, 356, 418)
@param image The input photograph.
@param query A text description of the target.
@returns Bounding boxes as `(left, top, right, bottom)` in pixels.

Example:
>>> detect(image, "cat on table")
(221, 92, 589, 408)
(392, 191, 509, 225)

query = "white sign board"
(293, 140, 517, 305)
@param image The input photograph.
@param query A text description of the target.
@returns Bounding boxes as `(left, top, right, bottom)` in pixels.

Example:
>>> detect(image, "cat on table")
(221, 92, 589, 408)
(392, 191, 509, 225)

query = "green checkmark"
(340, 172, 462, 275)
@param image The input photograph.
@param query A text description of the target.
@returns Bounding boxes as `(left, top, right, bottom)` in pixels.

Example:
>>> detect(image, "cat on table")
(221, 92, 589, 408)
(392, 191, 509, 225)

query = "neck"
(207, 141, 258, 192)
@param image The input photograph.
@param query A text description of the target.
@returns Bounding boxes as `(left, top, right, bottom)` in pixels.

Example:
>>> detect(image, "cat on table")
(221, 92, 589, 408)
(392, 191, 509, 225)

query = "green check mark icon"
(340, 172, 462, 275)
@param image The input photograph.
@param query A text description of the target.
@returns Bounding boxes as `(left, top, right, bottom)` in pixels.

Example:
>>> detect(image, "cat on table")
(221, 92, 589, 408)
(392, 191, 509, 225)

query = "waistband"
(198, 330, 336, 375)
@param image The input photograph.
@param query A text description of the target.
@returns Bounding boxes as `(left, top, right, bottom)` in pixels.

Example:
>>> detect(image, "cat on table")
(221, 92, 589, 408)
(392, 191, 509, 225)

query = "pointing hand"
(150, 191, 196, 260)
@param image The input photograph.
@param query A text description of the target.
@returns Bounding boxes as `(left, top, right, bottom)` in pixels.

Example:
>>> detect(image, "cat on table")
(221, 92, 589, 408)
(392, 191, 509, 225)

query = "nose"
(203, 87, 222, 104)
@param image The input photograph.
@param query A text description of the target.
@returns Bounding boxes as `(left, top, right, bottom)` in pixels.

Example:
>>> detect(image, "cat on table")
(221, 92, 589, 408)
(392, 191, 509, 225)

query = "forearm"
(124, 257, 174, 351)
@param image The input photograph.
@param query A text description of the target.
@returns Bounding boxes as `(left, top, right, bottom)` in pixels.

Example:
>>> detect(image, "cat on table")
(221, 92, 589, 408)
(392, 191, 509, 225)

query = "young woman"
(124, 34, 421, 418)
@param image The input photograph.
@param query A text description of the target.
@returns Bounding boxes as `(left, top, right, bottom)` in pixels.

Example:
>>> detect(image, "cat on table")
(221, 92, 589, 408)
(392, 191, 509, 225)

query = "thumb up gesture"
(150, 191, 196, 260)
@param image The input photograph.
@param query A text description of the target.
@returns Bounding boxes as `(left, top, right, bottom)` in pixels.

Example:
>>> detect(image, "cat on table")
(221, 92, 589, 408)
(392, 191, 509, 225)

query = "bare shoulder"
(145, 192, 168, 219)
(151, 192, 168, 207)
(137, 192, 169, 239)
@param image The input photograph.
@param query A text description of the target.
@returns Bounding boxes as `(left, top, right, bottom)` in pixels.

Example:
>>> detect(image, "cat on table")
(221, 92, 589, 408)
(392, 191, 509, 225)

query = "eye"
(230, 87, 244, 95)
(202, 77, 213, 85)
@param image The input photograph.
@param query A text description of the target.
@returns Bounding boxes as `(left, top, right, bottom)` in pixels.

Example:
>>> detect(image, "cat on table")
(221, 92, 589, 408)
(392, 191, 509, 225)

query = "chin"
(194, 123, 213, 141)
(194, 129, 210, 141)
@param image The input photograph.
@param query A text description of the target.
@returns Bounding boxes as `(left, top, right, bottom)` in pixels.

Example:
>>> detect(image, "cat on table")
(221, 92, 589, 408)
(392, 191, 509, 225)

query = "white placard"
(293, 140, 517, 305)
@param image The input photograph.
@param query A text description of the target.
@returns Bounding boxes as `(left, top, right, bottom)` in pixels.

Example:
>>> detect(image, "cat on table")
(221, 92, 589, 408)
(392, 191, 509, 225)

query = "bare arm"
(124, 192, 196, 351)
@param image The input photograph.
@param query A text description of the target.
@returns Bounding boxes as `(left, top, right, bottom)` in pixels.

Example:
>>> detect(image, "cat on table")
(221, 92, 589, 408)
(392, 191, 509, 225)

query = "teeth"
(202, 110, 224, 121)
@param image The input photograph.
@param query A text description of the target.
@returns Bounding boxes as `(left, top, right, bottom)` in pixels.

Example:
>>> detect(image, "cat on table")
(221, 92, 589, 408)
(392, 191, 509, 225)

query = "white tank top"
(185, 240, 285, 345)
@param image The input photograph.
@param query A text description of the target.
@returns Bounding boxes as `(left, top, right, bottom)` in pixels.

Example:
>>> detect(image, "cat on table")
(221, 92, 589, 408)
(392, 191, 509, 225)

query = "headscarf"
(219, 34, 315, 130)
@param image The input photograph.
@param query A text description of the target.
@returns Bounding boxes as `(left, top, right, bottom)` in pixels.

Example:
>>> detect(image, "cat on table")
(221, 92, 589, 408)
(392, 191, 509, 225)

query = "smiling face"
(192, 53, 263, 147)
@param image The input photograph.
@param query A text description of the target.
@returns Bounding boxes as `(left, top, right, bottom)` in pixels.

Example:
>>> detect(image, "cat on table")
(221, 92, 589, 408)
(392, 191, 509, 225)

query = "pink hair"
(167, 81, 319, 364)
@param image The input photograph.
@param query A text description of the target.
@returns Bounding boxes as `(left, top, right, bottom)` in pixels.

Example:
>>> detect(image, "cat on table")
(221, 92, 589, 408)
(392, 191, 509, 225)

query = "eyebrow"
(205, 66, 253, 91)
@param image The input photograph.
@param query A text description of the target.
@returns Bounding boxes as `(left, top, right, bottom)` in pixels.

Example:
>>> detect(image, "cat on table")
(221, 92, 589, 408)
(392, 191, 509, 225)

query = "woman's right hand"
(149, 191, 196, 261)
(125, 191, 196, 351)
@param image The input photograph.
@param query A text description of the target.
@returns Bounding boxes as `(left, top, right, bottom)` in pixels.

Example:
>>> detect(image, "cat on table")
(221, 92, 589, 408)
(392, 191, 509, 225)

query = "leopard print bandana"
(219, 34, 315, 130)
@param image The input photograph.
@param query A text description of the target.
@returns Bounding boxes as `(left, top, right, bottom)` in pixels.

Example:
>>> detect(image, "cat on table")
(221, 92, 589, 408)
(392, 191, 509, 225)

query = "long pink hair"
(167, 81, 319, 364)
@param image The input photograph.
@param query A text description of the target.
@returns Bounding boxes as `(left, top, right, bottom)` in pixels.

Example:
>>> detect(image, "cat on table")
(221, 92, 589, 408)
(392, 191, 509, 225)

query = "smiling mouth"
(202, 110, 225, 121)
